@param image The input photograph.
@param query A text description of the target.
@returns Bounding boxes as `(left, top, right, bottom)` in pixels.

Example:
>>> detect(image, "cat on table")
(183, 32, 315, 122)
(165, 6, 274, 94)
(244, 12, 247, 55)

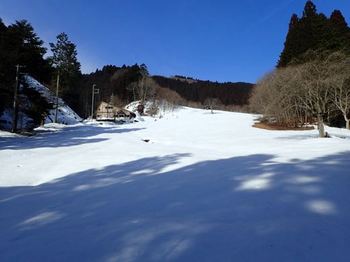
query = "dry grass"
(253, 122, 314, 131)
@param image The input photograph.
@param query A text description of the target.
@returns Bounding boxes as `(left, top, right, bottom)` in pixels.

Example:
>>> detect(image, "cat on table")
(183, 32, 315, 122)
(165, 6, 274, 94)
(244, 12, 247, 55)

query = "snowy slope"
(0, 107, 350, 261)
(125, 100, 179, 118)
(24, 76, 82, 125)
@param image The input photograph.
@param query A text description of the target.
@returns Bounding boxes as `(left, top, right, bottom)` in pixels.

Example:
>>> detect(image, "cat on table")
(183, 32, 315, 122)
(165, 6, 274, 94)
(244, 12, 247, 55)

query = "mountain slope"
(0, 76, 81, 130)
(24, 76, 82, 125)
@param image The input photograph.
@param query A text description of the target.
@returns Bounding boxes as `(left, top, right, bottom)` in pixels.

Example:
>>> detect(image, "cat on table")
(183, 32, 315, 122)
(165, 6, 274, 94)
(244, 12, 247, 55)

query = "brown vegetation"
(250, 51, 350, 137)
(253, 122, 314, 131)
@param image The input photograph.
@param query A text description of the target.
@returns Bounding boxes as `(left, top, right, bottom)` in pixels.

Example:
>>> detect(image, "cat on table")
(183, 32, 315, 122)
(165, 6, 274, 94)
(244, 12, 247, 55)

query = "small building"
(96, 101, 136, 121)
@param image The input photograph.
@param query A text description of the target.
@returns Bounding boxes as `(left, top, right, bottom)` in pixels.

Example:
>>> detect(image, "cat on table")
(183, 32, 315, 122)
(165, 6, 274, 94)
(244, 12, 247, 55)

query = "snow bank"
(0, 109, 12, 130)
(24, 76, 82, 125)
(125, 100, 179, 119)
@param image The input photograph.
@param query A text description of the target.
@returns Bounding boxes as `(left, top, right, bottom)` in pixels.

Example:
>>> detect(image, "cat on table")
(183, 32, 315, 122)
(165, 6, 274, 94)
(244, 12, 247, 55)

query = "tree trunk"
(346, 119, 350, 130)
(317, 114, 326, 138)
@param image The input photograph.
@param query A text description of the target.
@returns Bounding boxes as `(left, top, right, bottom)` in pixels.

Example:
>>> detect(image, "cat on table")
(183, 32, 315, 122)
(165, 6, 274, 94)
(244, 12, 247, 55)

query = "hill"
(152, 75, 254, 106)
(78, 65, 254, 118)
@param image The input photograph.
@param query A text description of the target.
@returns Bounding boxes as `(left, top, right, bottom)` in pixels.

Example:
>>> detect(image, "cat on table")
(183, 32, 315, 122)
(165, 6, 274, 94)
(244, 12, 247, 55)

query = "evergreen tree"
(302, 0, 317, 18)
(278, 1, 350, 67)
(0, 18, 7, 32)
(6, 20, 51, 83)
(289, 14, 299, 30)
(0, 18, 9, 90)
(330, 10, 348, 30)
(329, 10, 350, 51)
(277, 14, 300, 67)
(49, 32, 81, 109)
(0, 19, 51, 95)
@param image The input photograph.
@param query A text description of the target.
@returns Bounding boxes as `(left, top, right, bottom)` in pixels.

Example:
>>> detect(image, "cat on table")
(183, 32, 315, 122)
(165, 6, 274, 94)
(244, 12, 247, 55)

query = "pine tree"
(329, 10, 350, 51)
(330, 10, 348, 30)
(0, 18, 6, 32)
(49, 32, 81, 109)
(0, 19, 51, 90)
(6, 20, 51, 83)
(302, 0, 317, 18)
(278, 14, 300, 67)
(278, 1, 350, 67)
(0, 18, 9, 90)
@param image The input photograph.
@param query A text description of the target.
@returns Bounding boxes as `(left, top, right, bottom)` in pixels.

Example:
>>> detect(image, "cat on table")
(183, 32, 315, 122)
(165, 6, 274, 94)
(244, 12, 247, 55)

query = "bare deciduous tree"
(204, 98, 221, 114)
(250, 51, 350, 137)
(329, 53, 350, 129)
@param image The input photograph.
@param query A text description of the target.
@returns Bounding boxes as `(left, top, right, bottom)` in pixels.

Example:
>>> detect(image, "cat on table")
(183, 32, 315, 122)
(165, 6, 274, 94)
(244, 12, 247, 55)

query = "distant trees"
(126, 64, 156, 104)
(204, 98, 221, 114)
(152, 76, 253, 107)
(155, 86, 184, 107)
(251, 51, 350, 136)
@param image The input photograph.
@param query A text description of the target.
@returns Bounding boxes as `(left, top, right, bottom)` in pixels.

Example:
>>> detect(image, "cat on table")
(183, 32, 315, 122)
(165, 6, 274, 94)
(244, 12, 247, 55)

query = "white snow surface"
(24, 75, 82, 125)
(0, 107, 350, 261)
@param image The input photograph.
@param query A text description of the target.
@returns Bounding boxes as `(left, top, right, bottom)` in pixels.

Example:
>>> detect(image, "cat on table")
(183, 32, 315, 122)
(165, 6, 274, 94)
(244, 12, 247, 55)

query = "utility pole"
(91, 84, 96, 119)
(12, 65, 22, 133)
(54, 70, 60, 123)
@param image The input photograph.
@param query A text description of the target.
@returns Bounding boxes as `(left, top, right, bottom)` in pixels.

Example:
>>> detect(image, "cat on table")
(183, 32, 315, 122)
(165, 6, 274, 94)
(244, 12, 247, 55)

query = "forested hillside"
(251, 0, 350, 135)
(152, 76, 253, 106)
(77, 66, 254, 118)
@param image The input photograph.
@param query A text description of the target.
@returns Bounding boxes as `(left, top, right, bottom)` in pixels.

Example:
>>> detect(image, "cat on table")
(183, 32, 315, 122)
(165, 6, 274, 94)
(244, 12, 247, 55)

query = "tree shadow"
(0, 151, 350, 261)
(0, 125, 145, 150)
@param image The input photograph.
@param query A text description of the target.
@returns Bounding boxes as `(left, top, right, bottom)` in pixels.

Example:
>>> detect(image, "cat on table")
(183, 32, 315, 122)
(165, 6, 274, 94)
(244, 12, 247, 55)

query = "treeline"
(152, 76, 254, 106)
(250, 1, 350, 136)
(78, 67, 254, 117)
(78, 65, 146, 117)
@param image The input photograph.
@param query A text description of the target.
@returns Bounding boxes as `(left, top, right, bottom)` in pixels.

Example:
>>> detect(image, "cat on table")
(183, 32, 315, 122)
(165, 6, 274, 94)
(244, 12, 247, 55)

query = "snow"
(0, 107, 350, 261)
(125, 100, 179, 118)
(0, 109, 13, 130)
(24, 75, 82, 125)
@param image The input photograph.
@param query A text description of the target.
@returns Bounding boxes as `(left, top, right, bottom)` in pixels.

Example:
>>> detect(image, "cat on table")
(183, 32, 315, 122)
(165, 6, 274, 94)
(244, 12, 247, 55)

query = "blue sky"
(0, 0, 349, 83)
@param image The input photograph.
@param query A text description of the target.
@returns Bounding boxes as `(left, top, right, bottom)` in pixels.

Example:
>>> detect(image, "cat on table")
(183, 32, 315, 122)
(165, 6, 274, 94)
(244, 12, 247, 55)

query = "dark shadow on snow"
(0, 125, 144, 150)
(0, 152, 350, 261)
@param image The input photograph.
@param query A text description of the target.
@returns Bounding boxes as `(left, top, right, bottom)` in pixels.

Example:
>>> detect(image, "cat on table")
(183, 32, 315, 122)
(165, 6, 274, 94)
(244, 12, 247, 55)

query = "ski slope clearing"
(0, 107, 350, 261)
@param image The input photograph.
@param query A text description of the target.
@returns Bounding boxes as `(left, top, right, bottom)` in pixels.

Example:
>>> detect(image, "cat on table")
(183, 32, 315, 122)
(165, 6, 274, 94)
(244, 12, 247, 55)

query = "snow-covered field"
(0, 107, 350, 261)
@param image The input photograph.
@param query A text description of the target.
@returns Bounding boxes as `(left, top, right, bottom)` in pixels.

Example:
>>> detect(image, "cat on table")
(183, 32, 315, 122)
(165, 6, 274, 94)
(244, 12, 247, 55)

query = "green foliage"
(0, 19, 52, 90)
(49, 32, 81, 110)
(278, 1, 350, 67)
(77, 64, 148, 117)
(0, 18, 53, 123)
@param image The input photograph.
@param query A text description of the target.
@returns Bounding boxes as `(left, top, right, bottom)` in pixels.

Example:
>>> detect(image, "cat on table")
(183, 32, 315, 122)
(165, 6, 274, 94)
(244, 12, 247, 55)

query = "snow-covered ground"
(24, 76, 82, 125)
(0, 107, 350, 261)
(0, 76, 81, 131)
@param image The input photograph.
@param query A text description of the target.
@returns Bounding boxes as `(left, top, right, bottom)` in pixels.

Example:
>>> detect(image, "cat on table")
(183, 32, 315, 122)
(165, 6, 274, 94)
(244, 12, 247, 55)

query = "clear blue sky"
(0, 0, 349, 83)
